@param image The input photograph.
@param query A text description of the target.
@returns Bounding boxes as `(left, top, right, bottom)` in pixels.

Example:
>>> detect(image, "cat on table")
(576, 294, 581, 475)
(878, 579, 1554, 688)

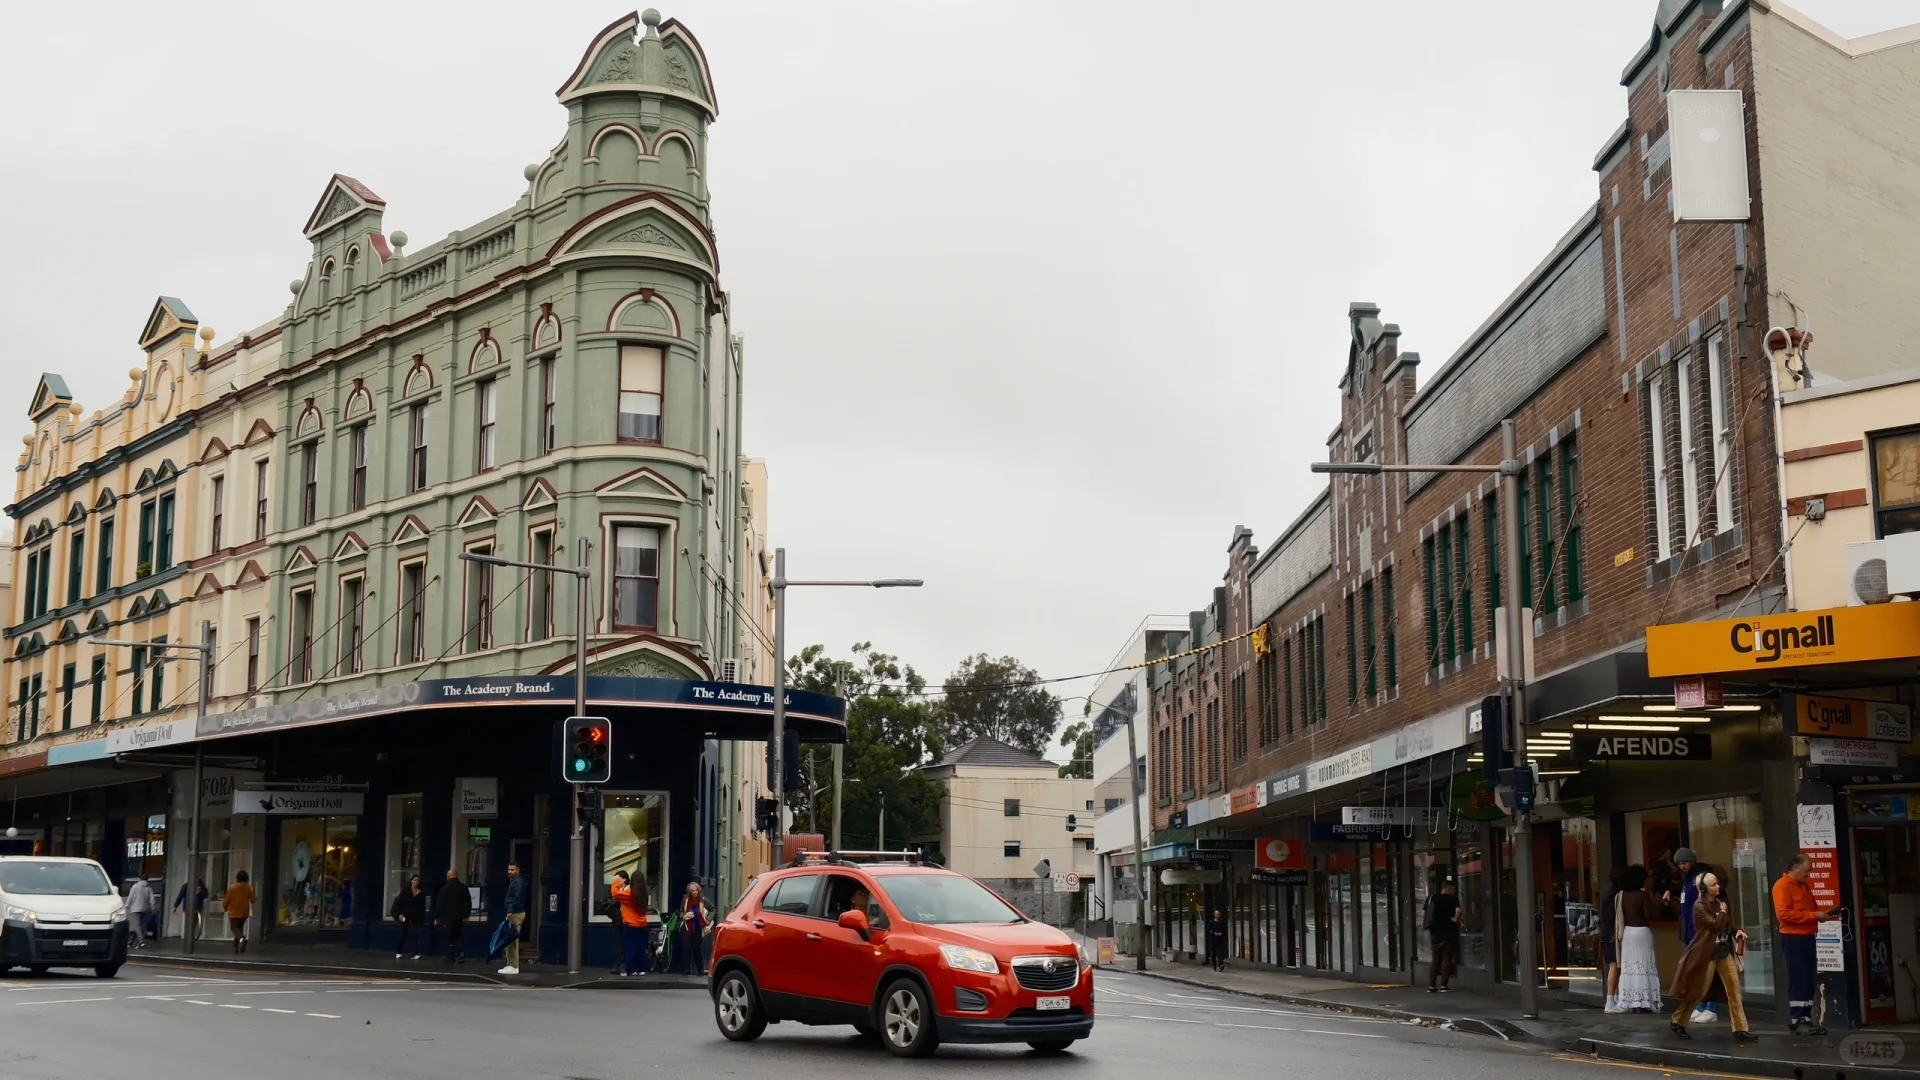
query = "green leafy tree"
(1057, 720, 1093, 779)
(934, 653, 1060, 758)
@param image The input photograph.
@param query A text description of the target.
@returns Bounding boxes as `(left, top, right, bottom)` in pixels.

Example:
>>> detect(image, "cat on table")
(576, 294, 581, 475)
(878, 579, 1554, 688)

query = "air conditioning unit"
(1885, 532, 1920, 599)
(1848, 541, 1890, 605)
(718, 658, 742, 683)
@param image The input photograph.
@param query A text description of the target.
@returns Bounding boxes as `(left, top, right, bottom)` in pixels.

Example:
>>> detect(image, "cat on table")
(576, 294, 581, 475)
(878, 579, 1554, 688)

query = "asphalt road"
(3, 962, 1655, 1080)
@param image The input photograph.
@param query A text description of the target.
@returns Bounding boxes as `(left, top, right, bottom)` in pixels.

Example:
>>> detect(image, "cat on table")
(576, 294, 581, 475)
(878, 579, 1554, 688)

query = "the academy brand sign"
(1573, 732, 1713, 763)
(1648, 604, 1920, 677)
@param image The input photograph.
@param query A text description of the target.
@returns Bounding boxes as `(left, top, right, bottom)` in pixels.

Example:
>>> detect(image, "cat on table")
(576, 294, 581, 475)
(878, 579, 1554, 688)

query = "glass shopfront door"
(276, 817, 358, 929)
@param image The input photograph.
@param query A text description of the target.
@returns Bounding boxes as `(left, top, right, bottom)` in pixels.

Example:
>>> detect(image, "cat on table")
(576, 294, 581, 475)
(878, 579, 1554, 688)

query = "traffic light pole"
(1498, 419, 1538, 1019)
(570, 537, 590, 976)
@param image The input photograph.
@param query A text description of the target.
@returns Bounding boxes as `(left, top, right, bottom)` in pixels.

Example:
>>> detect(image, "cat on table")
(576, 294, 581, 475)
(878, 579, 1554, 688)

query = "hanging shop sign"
(1307, 744, 1373, 792)
(1648, 604, 1920, 677)
(232, 789, 366, 816)
(1254, 837, 1304, 871)
(1797, 803, 1845, 973)
(1159, 869, 1222, 885)
(1573, 732, 1713, 762)
(1673, 675, 1724, 710)
(1188, 849, 1236, 865)
(1808, 738, 1900, 770)
(1342, 806, 1438, 826)
(1789, 695, 1912, 743)
(456, 778, 499, 816)
(1449, 772, 1507, 822)
(1309, 821, 1394, 843)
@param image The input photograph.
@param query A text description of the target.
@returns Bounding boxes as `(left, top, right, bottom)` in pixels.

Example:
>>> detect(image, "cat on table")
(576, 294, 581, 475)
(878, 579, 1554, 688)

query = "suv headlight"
(4, 905, 35, 923)
(938, 944, 999, 975)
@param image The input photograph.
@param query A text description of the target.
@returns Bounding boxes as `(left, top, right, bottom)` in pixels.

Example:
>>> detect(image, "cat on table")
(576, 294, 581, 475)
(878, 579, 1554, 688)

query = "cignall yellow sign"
(1647, 603, 1920, 677)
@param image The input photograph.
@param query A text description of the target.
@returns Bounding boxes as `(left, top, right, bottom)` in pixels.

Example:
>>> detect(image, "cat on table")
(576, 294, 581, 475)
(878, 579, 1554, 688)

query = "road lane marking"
(1304, 1029, 1386, 1038)
(262, 1008, 299, 1014)
(233, 990, 313, 996)
(14, 997, 112, 1006)
(1217, 1023, 1293, 1031)
(129, 995, 178, 1000)
(325, 987, 411, 993)
(305, 1012, 341, 1019)
(185, 999, 215, 1005)
(1126, 1014, 1206, 1024)
(218, 1003, 251, 1010)
(1555, 1056, 1778, 1080)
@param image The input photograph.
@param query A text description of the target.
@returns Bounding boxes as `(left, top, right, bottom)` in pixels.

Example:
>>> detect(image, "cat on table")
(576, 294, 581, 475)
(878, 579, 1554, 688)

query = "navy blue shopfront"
(188, 675, 843, 969)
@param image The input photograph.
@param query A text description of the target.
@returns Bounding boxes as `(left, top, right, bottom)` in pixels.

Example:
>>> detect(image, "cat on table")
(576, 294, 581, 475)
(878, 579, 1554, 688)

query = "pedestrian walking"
(1426, 881, 1462, 992)
(498, 862, 530, 975)
(611, 869, 650, 976)
(391, 874, 426, 959)
(1665, 847, 1722, 1023)
(1204, 908, 1228, 972)
(1773, 853, 1840, 1036)
(438, 868, 473, 964)
(225, 870, 256, 953)
(125, 877, 155, 949)
(174, 878, 208, 939)
(1668, 873, 1755, 1042)
(673, 881, 712, 975)
(1607, 865, 1664, 1013)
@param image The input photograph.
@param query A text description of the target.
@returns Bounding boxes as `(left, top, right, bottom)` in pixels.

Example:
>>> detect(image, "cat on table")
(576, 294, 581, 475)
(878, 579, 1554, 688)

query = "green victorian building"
(3, 11, 815, 964)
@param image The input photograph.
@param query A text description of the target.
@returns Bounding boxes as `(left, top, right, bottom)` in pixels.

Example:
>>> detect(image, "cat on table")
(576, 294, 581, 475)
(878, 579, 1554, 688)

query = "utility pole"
(1124, 687, 1149, 970)
(187, 620, 210, 954)
(571, 537, 590, 976)
(832, 665, 847, 852)
(1499, 418, 1538, 1019)
(877, 789, 886, 851)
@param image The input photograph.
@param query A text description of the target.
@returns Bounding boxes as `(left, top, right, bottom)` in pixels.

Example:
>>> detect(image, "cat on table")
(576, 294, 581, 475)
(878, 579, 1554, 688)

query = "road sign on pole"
(1050, 872, 1081, 891)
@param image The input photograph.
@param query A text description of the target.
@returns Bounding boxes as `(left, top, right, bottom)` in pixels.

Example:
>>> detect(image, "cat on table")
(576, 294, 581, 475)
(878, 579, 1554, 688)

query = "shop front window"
(384, 795, 423, 919)
(456, 819, 492, 921)
(594, 792, 666, 920)
(1557, 817, 1601, 1000)
(1625, 806, 1687, 978)
(124, 814, 167, 880)
(198, 816, 258, 941)
(1457, 838, 1488, 971)
(1686, 796, 1771, 1002)
(276, 817, 357, 930)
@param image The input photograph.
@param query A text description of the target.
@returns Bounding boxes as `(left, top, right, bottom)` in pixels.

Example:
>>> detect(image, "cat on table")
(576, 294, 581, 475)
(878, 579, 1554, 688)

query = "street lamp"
(461, 542, 591, 975)
(770, 548, 922, 868)
(1310, 417, 1539, 1018)
(95, 621, 214, 954)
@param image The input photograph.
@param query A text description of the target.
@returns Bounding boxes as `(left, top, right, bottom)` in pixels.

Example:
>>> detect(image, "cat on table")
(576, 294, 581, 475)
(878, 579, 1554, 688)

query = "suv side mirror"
(838, 908, 871, 938)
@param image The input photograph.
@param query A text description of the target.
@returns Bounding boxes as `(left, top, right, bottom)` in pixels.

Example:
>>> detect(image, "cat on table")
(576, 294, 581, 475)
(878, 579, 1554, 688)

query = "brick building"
(1146, 0, 1920, 1026)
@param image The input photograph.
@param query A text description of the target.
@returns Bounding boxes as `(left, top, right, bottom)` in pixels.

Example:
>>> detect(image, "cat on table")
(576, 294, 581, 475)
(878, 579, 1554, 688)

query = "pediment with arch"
(468, 333, 503, 373)
(343, 382, 375, 421)
(548, 195, 717, 274)
(402, 356, 435, 398)
(608, 290, 681, 337)
(578, 638, 710, 681)
(294, 400, 324, 440)
(595, 466, 687, 503)
(532, 305, 563, 352)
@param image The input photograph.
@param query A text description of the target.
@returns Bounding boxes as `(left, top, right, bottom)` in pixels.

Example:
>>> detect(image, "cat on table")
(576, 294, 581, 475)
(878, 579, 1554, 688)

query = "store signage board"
(1188, 849, 1236, 865)
(1647, 604, 1920, 677)
(1252, 868, 1308, 885)
(1342, 806, 1437, 826)
(1673, 676, 1723, 710)
(1309, 821, 1394, 843)
(1798, 803, 1845, 972)
(456, 778, 499, 816)
(1307, 745, 1373, 792)
(107, 717, 198, 755)
(1254, 837, 1304, 871)
(1371, 712, 1470, 773)
(1266, 767, 1308, 804)
(233, 790, 365, 816)
(1789, 694, 1912, 743)
(1808, 738, 1900, 769)
(1159, 869, 1222, 886)
(1573, 732, 1712, 762)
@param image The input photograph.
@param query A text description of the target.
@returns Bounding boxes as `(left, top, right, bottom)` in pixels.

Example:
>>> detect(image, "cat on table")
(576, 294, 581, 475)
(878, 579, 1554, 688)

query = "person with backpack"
(611, 869, 650, 976)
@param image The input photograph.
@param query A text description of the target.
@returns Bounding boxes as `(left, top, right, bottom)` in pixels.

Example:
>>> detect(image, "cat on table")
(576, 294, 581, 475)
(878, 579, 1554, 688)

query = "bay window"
(618, 345, 663, 442)
(612, 525, 661, 629)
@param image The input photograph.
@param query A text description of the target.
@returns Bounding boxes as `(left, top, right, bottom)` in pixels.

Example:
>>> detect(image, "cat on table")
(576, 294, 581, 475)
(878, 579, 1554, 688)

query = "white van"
(0, 855, 130, 978)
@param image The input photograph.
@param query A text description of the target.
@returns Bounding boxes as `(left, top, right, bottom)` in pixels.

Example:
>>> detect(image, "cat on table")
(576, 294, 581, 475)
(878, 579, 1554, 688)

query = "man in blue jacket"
(499, 863, 530, 975)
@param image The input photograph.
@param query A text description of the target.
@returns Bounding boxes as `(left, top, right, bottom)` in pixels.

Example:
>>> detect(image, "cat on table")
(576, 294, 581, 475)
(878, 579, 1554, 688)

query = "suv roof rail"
(790, 849, 924, 868)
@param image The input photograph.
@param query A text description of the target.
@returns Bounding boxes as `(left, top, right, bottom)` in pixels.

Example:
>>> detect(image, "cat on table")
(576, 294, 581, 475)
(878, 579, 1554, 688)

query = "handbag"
(597, 897, 623, 920)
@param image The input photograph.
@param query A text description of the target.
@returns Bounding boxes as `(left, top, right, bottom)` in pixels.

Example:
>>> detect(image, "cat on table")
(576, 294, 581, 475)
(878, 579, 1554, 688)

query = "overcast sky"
(5, 0, 1917, 738)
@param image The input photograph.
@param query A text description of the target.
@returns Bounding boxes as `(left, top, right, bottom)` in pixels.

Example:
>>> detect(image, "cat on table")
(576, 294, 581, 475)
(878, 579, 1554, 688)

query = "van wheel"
(712, 970, 766, 1042)
(1029, 1040, 1076, 1054)
(95, 964, 121, 979)
(879, 977, 938, 1058)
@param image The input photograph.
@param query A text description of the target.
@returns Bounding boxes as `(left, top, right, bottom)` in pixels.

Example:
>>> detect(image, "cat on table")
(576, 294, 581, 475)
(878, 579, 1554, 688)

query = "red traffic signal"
(564, 715, 612, 784)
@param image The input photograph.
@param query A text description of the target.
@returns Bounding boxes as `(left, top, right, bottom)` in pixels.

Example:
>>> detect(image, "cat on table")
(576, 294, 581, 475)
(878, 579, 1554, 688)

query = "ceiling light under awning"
(1575, 723, 1681, 732)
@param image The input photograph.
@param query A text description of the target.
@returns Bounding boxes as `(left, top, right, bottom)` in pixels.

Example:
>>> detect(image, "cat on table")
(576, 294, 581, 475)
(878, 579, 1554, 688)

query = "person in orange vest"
(1771, 853, 1841, 1036)
(611, 869, 651, 976)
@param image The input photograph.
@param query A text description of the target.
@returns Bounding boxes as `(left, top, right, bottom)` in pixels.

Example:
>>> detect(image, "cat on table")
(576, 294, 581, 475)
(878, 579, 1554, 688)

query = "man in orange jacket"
(1772, 853, 1839, 1035)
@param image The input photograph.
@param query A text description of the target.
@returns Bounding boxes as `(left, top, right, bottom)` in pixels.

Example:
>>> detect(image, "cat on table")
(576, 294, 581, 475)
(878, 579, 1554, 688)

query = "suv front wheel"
(713, 969, 767, 1042)
(878, 977, 938, 1058)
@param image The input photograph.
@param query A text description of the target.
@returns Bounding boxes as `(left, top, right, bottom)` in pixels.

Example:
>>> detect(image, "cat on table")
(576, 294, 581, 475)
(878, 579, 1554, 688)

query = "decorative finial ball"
(524, 164, 541, 182)
(128, 368, 144, 381)
(641, 8, 661, 28)
(199, 326, 215, 342)
(69, 402, 84, 417)
(289, 280, 303, 295)
(4, 827, 15, 839)
(22, 434, 33, 446)
(390, 230, 408, 250)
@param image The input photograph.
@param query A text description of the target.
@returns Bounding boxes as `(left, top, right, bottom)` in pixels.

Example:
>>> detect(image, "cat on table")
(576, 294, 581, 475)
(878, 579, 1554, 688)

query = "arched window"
(343, 246, 360, 292)
(319, 258, 335, 303)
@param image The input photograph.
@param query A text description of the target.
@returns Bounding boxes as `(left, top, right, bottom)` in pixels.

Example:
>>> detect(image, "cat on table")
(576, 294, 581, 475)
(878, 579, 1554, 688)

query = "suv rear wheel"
(879, 977, 938, 1058)
(712, 969, 767, 1042)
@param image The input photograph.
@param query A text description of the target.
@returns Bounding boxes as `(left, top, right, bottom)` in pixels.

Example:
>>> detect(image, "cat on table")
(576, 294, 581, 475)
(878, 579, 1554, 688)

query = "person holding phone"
(1772, 853, 1841, 1036)
(1668, 873, 1753, 1042)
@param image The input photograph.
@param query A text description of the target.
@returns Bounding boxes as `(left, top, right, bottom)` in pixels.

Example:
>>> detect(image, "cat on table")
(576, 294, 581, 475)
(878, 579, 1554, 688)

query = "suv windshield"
(0, 860, 113, 896)
(876, 874, 1024, 925)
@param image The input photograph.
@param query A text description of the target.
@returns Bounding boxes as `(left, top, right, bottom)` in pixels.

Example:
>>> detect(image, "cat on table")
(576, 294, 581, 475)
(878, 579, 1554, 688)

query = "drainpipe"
(1746, 265, 1795, 614)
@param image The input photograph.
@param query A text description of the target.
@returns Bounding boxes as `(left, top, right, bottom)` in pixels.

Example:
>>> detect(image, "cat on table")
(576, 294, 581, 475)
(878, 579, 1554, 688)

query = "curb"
(131, 953, 706, 991)
(1107, 963, 1466, 1030)
(1571, 1037, 1917, 1080)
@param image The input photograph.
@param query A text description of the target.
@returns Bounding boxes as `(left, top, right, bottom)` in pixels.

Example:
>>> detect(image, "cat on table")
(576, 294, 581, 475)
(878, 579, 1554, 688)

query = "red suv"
(708, 854, 1093, 1057)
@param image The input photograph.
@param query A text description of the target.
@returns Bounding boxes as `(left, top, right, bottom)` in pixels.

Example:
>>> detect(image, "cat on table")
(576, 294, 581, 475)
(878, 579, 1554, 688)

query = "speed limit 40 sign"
(1050, 871, 1081, 891)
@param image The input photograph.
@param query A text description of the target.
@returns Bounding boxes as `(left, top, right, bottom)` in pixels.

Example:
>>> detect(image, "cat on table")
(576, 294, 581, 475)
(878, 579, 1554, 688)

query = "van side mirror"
(838, 908, 871, 939)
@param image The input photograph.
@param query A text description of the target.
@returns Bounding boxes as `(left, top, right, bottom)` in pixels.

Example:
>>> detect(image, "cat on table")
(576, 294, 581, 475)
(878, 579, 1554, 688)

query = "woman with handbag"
(1608, 865, 1663, 1013)
(1668, 872, 1755, 1042)
(674, 881, 713, 975)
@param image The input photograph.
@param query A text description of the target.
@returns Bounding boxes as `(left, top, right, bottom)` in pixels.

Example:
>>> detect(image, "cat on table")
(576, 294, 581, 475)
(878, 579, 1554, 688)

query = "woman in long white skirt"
(1607, 865, 1665, 1013)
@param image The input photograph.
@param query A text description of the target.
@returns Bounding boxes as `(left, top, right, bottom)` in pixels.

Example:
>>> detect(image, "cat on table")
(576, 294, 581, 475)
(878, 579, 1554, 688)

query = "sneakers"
(411, 955, 422, 960)
(497, 966, 519, 975)
(396, 953, 404, 959)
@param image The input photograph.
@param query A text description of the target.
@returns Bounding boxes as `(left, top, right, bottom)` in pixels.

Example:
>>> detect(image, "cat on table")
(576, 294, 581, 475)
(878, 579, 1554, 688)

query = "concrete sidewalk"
(126, 937, 706, 990)
(1079, 938, 1918, 1079)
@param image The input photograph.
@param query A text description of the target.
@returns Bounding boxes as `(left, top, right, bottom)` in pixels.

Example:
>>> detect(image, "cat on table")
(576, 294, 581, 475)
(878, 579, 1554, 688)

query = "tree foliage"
(1057, 721, 1093, 779)
(783, 643, 943, 855)
(933, 653, 1060, 758)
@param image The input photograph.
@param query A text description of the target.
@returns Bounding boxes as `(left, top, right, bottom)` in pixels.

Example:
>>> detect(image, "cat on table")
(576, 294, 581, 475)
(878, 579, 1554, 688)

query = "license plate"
(62, 939, 87, 947)
(1035, 996, 1069, 1011)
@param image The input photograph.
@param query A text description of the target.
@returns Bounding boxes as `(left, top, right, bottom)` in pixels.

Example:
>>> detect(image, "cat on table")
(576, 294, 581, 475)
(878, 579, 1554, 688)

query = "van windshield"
(875, 875, 1024, 925)
(0, 861, 114, 896)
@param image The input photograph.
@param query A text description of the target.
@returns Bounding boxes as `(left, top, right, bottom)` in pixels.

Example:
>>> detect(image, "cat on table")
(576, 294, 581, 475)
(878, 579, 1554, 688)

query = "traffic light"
(1065, 814, 1077, 834)
(1479, 695, 1506, 780)
(767, 727, 800, 790)
(563, 716, 612, 784)
(754, 796, 779, 834)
